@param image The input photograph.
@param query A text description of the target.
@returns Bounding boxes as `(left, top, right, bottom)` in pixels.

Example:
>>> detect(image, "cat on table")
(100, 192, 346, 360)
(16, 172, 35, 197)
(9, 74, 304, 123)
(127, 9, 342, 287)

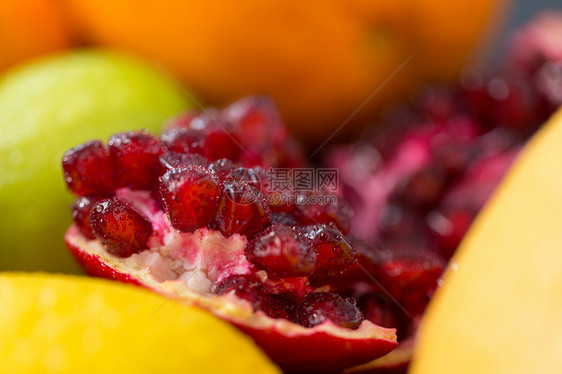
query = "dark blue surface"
(508, 0, 561, 30)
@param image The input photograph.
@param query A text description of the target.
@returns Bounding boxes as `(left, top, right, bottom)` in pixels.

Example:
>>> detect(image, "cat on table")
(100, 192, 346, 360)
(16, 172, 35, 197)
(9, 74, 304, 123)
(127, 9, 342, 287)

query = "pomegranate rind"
(65, 225, 398, 373)
(345, 337, 415, 373)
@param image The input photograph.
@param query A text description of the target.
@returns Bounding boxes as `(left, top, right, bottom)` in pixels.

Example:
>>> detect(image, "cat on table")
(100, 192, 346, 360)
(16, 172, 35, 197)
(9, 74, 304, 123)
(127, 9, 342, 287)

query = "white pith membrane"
(67, 188, 398, 343)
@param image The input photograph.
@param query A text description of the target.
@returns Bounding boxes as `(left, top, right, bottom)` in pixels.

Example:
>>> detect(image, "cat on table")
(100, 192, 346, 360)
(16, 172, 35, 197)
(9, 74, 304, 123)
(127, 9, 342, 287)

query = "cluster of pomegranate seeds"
(63, 96, 372, 331)
(323, 13, 562, 348)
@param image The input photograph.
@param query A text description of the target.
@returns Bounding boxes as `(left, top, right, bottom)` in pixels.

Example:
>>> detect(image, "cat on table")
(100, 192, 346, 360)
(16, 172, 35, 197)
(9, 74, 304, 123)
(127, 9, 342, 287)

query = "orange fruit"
(0, 0, 72, 72)
(62, 0, 505, 144)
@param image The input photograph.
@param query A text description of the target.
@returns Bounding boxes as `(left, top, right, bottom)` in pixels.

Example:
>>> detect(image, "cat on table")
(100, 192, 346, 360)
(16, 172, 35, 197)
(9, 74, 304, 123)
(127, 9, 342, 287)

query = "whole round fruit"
(61, 0, 504, 143)
(0, 272, 279, 373)
(410, 108, 562, 373)
(0, 50, 190, 272)
(0, 0, 73, 71)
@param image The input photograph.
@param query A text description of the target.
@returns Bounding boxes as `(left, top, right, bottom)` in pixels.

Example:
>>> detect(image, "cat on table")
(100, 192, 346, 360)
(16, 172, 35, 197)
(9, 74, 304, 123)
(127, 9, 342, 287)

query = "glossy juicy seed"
(375, 246, 445, 315)
(229, 167, 264, 191)
(295, 198, 353, 234)
(108, 130, 162, 190)
(259, 292, 300, 323)
(215, 178, 271, 238)
(303, 225, 357, 282)
(223, 96, 285, 144)
(271, 212, 299, 226)
(298, 292, 364, 330)
(223, 96, 307, 169)
(190, 114, 243, 161)
(158, 151, 208, 175)
(90, 197, 153, 257)
(213, 275, 266, 307)
(358, 294, 400, 329)
(159, 166, 220, 232)
(246, 224, 316, 277)
(161, 127, 205, 155)
(207, 158, 237, 182)
(204, 130, 243, 162)
(62, 140, 114, 195)
(71, 195, 110, 239)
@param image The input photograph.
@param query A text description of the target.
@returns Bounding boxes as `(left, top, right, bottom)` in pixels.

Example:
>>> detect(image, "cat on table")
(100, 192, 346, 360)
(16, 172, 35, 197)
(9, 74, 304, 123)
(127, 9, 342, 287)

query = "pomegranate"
(63, 97, 398, 374)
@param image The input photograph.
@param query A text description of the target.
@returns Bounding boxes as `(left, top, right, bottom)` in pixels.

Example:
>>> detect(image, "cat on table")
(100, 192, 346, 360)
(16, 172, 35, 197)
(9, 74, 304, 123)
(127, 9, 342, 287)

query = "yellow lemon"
(0, 273, 279, 374)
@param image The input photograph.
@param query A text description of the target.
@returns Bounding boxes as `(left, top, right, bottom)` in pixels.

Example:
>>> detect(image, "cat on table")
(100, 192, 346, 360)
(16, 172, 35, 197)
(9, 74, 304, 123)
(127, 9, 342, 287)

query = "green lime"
(0, 49, 191, 272)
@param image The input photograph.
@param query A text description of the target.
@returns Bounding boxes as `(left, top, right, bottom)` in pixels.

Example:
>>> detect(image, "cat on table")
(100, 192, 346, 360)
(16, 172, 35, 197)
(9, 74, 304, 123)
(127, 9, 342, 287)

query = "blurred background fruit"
(0, 50, 190, 272)
(0, 0, 73, 71)
(0, 273, 279, 373)
(410, 108, 562, 373)
(61, 0, 505, 145)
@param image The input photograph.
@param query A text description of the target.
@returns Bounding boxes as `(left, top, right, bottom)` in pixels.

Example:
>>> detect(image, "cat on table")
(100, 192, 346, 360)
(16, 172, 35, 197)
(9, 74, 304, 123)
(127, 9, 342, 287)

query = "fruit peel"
(65, 224, 398, 373)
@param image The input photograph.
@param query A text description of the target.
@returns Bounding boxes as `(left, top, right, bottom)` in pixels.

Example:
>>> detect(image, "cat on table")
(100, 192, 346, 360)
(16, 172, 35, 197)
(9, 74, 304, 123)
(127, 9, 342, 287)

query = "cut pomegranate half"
(65, 220, 397, 373)
(62, 97, 398, 373)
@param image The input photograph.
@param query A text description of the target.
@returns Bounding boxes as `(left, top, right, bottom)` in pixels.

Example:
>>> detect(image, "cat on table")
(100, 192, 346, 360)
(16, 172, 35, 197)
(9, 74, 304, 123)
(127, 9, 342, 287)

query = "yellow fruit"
(410, 107, 562, 373)
(61, 0, 504, 144)
(0, 273, 279, 374)
(0, 50, 190, 272)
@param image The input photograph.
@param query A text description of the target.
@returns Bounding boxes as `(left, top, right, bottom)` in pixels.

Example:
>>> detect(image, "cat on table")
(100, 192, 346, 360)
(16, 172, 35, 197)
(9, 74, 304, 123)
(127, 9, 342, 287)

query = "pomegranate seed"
(271, 212, 299, 226)
(108, 131, 162, 190)
(215, 178, 271, 237)
(223, 96, 286, 143)
(213, 275, 265, 307)
(90, 197, 153, 257)
(62, 140, 114, 195)
(304, 225, 357, 283)
(359, 294, 400, 329)
(246, 224, 316, 277)
(375, 246, 445, 315)
(189, 114, 242, 161)
(229, 167, 264, 191)
(259, 292, 300, 323)
(71, 195, 110, 239)
(158, 151, 208, 174)
(295, 197, 353, 234)
(204, 131, 243, 162)
(299, 292, 363, 330)
(161, 127, 204, 155)
(207, 158, 237, 182)
(159, 166, 220, 232)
